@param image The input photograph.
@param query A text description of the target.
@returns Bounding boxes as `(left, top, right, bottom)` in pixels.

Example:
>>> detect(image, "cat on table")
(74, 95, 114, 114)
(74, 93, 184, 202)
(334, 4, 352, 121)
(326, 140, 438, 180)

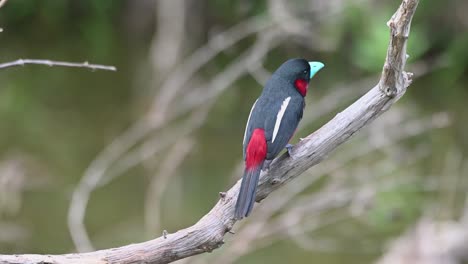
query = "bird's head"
(274, 58, 324, 97)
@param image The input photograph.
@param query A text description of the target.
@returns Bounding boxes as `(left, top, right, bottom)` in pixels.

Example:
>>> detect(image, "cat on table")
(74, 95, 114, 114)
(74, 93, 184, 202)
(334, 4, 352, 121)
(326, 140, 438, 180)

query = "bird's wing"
(243, 99, 259, 160)
(265, 96, 304, 160)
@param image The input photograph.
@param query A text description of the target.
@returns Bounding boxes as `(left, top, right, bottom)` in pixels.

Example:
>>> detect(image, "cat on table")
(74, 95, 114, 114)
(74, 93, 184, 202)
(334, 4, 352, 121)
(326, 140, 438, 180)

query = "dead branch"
(0, 0, 419, 263)
(0, 59, 116, 71)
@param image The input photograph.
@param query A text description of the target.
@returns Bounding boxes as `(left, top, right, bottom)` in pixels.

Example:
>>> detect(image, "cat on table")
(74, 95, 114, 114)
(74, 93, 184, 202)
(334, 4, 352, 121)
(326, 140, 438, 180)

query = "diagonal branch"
(0, 0, 419, 263)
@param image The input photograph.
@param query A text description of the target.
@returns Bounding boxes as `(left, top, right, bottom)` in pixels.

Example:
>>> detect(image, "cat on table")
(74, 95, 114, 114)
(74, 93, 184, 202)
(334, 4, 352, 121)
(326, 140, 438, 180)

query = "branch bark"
(0, 59, 116, 71)
(0, 0, 419, 263)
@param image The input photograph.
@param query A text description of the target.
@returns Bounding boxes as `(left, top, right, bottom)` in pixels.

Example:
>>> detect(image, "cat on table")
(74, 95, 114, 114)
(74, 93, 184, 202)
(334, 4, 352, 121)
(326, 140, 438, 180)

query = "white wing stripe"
(243, 99, 258, 145)
(272, 97, 291, 143)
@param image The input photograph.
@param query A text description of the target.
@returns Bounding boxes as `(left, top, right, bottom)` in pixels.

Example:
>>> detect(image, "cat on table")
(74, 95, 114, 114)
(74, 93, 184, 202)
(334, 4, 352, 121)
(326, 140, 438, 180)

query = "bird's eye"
(303, 70, 307, 74)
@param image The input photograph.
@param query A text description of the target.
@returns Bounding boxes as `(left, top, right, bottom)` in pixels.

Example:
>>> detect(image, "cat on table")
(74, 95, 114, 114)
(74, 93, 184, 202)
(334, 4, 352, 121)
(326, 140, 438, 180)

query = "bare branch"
(379, 0, 418, 96)
(0, 0, 419, 263)
(0, 59, 117, 71)
(0, 0, 7, 9)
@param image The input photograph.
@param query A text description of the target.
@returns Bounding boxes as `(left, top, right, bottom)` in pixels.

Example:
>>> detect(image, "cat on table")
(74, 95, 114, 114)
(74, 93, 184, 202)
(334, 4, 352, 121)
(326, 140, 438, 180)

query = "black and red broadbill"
(235, 59, 324, 219)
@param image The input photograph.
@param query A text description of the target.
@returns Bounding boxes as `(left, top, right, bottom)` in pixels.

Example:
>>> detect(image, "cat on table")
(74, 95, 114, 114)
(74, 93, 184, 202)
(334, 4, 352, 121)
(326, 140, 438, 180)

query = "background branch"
(0, 59, 116, 71)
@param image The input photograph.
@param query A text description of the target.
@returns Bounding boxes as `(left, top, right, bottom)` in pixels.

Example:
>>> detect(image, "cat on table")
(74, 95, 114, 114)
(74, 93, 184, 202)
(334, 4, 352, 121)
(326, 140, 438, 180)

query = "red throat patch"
(294, 79, 308, 97)
(246, 128, 267, 170)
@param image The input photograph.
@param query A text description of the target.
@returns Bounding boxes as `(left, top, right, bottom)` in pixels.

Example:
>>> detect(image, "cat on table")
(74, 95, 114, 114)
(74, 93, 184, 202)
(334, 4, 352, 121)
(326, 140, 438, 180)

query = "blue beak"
(309, 61, 325, 79)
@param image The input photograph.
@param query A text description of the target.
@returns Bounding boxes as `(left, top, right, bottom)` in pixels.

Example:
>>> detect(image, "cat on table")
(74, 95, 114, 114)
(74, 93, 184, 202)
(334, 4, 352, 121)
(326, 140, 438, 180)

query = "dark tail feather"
(235, 162, 263, 219)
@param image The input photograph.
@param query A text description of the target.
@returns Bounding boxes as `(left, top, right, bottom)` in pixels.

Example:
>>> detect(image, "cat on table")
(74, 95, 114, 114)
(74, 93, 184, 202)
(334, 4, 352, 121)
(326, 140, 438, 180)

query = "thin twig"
(0, 59, 117, 71)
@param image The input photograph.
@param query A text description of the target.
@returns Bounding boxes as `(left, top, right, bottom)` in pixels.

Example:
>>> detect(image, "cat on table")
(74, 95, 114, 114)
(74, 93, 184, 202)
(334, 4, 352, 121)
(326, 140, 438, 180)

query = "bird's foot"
(262, 160, 272, 172)
(285, 144, 295, 159)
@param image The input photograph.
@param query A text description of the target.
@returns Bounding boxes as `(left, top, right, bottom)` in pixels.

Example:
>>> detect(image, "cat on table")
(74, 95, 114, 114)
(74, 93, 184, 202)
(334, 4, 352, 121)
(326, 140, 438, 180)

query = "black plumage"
(235, 59, 312, 219)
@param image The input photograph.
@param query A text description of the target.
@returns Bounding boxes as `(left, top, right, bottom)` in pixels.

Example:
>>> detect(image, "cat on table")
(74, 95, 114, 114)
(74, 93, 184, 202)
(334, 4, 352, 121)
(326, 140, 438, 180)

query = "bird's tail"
(235, 161, 263, 219)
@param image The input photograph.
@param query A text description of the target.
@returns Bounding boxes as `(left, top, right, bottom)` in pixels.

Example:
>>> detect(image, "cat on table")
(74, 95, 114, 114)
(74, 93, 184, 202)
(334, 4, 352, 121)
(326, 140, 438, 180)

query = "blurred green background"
(0, 0, 467, 263)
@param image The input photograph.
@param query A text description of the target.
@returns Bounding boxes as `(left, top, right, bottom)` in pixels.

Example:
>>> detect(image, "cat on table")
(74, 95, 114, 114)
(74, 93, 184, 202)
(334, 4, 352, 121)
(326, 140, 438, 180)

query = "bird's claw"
(262, 160, 272, 172)
(285, 144, 295, 159)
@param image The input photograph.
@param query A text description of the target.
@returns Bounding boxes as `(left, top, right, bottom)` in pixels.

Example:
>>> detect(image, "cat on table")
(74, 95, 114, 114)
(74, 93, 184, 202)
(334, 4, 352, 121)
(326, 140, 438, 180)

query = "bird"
(234, 58, 324, 219)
